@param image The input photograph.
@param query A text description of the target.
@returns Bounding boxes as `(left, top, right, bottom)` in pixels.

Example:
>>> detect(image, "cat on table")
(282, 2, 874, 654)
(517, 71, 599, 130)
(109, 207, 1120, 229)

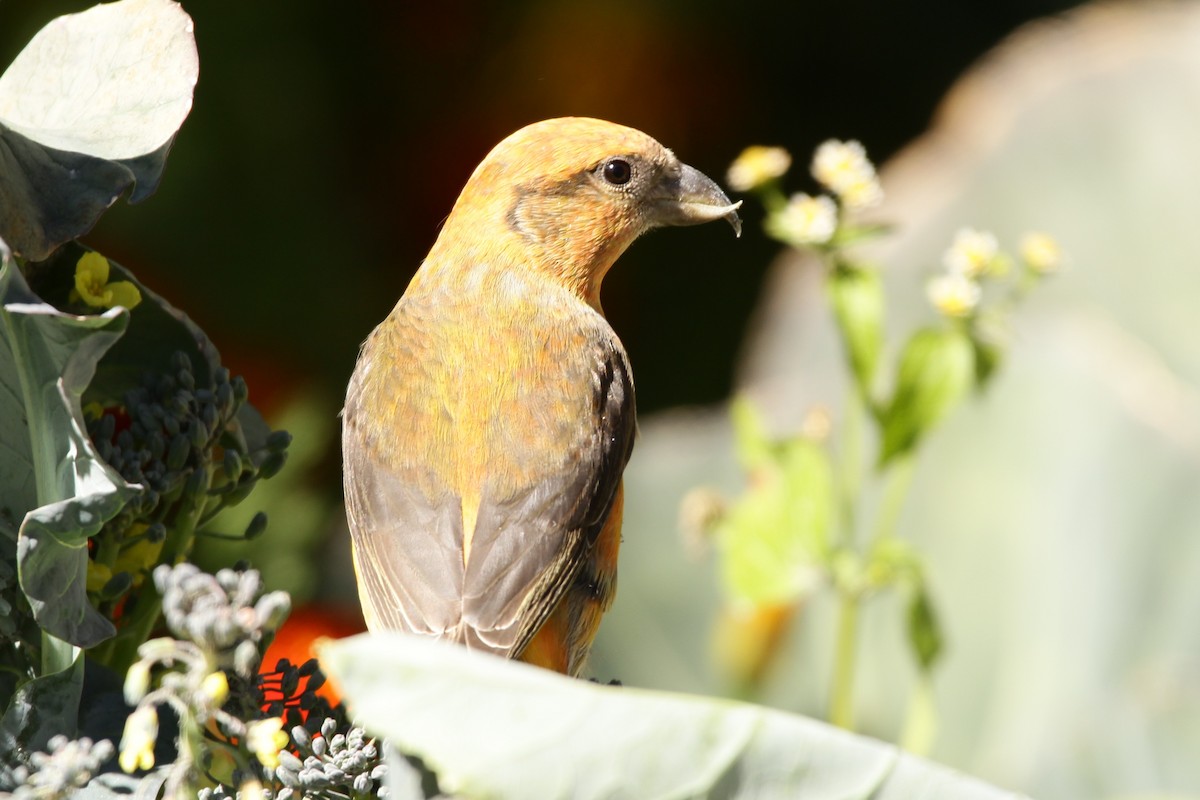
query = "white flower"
(926, 272, 982, 318)
(726, 146, 792, 192)
(811, 139, 883, 210)
(769, 193, 838, 245)
(1019, 231, 1062, 274)
(942, 228, 999, 277)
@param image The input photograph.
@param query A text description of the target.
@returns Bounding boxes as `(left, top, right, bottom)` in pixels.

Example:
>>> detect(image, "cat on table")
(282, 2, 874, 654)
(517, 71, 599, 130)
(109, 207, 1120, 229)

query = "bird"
(342, 117, 741, 676)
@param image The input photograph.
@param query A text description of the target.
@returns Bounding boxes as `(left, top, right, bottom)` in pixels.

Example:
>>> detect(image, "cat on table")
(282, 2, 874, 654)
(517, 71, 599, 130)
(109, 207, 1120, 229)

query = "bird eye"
(601, 158, 633, 186)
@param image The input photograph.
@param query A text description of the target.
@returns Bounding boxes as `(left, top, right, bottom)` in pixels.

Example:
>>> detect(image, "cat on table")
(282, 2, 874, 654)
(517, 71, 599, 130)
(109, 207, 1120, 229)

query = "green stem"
(838, 387, 866, 549)
(874, 455, 916, 543)
(829, 591, 860, 730)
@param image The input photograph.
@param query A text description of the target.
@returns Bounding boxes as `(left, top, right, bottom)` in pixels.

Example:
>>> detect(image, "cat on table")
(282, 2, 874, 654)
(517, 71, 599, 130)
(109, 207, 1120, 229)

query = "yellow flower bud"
(200, 670, 230, 707)
(119, 706, 158, 773)
(246, 717, 289, 769)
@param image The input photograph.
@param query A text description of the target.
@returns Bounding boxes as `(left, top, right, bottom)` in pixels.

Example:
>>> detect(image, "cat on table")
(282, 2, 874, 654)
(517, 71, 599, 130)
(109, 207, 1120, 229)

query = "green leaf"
(729, 395, 773, 470)
(718, 435, 833, 605)
(879, 327, 976, 465)
(0, 0, 198, 259)
(907, 584, 945, 672)
(0, 246, 135, 648)
(970, 332, 1005, 391)
(0, 650, 83, 757)
(321, 633, 1031, 800)
(828, 263, 885, 396)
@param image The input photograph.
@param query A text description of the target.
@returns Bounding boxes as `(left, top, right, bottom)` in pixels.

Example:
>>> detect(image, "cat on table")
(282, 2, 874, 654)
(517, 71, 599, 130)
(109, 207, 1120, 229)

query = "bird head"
(426, 117, 742, 307)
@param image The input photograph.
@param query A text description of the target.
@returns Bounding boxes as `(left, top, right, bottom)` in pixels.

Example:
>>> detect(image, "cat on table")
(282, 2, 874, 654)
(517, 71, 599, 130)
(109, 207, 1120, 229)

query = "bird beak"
(650, 163, 743, 238)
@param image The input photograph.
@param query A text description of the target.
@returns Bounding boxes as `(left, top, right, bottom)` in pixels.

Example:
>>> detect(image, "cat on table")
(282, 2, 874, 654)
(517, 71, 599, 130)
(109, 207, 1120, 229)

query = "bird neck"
(423, 206, 629, 314)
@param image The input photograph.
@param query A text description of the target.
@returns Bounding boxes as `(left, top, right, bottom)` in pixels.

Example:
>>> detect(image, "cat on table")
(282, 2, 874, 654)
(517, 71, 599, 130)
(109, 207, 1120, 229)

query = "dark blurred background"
(3, 0, 1084, 419)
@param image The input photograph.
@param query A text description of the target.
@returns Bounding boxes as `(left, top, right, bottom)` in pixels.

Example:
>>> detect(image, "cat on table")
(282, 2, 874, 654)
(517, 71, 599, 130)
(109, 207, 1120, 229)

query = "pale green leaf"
(880, 327, 975, 465)
(0, 0, 198, 258)
(0, 244, 134, 647)
(321, 633, 1031, 800)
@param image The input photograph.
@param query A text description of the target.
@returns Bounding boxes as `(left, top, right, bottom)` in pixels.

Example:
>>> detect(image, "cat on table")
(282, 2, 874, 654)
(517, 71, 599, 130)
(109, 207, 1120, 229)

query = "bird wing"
(342, 298, 636, 659)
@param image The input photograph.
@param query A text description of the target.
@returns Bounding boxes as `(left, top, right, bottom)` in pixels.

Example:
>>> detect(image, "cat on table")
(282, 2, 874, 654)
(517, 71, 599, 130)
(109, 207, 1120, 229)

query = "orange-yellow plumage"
(342, 117, 739, 676)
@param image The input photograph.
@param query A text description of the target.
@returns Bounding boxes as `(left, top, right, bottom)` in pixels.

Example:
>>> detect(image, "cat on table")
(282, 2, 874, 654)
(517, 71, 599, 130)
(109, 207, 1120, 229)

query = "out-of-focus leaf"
(0, 245, 135, 647)
(970, 332, 1005, 391)
(0, 0, 198, 259)
(729, 394, 773, 470)
(717, 431, 833, 606)
(828, 263, 885, 395)
(879, 327, 975, 465)
(321, 633, 1031, 800)
(908, 584, 944, 672)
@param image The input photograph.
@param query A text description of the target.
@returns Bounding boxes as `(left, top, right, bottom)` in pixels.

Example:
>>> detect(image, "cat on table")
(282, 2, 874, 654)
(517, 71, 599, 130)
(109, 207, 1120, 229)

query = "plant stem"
(838, 387, 867, 548)
(874, 455, 916, 543)
(829, 590, 860, 730)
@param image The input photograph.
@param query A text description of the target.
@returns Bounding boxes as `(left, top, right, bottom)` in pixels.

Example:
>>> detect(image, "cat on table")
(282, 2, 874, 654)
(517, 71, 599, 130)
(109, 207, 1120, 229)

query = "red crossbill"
(342, 117, 740, 676)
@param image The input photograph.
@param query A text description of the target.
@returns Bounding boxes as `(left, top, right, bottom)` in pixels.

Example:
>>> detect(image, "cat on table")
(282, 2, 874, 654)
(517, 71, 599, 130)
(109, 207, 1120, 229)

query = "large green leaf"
(0, 243, 135, 648)
(0, 0, 197, 259)
(0, 654, 84, 763)
(321, 633, 1031, 800)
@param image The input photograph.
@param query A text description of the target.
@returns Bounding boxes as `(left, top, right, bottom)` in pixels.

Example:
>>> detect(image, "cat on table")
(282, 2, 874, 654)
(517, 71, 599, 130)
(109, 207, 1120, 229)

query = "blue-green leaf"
(321, 633, 1031, 800)
(0, 0, 197, 259)
(0, 244, 134, 647)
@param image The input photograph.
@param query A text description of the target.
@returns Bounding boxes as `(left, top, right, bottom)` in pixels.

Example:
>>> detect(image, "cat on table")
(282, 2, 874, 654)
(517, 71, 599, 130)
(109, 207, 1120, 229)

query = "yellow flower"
(768, 193, 838, 245)
(1019, 232, 1062, 274)
(942, 228, 998, 278)
(246, 717, 289, 769)
(726, 146, 792, 192)
(119, 705, 158, 773)
(74, 251, 142, 310)
(926, 272, 982, 318)
(200, 670, 230, 707)
(811, 139, 883, 210)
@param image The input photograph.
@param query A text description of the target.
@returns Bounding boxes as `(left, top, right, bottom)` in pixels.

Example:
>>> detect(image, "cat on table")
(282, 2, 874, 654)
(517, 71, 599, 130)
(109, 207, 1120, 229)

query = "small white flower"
(769, 193, 838, 245)
(726, 146, 792, 192)
(942, 228, 999, 277)
(811, 139, 883, 210)
(1019, 231, 1062, 274)
(927, 272, 982, 318)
